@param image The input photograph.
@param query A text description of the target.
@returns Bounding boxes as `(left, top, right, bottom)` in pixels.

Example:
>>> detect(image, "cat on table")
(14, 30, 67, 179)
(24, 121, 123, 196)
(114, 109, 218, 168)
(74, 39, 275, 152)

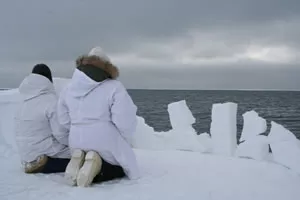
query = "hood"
(68, 69, 105, 97)
(19, 74, 55, 100)
(76, 55, 119, 79)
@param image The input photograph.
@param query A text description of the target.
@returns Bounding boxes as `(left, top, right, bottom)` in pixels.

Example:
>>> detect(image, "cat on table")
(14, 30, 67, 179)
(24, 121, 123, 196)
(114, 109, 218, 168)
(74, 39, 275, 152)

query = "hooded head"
(19, 64, 55, 100)
(75, 47, 119, 82)
(32, 64, 53, 83)
(88, 46, 111, 62)
(68, 47, 119, 97)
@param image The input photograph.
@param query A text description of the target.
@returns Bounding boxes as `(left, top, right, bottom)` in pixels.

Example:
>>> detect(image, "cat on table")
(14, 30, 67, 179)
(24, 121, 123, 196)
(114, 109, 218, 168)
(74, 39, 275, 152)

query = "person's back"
(58, 47, 139, 187)
(15, 64, 70, 173)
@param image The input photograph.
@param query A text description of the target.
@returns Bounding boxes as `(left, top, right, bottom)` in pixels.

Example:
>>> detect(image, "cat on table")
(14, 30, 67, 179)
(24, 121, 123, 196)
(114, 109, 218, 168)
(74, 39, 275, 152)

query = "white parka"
(57, 56, 139, 179)
(15, 74, 70, 162)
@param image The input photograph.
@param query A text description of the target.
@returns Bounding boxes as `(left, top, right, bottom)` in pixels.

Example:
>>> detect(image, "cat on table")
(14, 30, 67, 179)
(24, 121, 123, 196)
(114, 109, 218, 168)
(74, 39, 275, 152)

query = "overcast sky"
(0, 0, 300, 90)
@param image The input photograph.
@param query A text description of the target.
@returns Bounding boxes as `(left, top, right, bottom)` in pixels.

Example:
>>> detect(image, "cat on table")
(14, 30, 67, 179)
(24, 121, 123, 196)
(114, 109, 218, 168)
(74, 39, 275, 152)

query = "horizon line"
(1, 88, 300, 92)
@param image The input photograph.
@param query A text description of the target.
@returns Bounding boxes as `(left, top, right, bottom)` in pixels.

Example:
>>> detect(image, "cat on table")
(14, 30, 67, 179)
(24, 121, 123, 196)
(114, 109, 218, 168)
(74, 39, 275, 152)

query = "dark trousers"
(93, 159, 126, 183)
(41, 157, 125, 183)
(41, 157, 70, 173)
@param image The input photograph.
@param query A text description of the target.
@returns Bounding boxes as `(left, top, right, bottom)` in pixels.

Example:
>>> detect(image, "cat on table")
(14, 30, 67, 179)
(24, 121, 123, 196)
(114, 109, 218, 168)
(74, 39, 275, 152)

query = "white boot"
(76, 151, 102, 187)
(65, 149, 85, 186)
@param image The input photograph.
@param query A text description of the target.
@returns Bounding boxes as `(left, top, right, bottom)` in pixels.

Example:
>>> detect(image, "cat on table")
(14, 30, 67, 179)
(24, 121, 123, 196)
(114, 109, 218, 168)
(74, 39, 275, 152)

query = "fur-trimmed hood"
(76, 55, 119, 79)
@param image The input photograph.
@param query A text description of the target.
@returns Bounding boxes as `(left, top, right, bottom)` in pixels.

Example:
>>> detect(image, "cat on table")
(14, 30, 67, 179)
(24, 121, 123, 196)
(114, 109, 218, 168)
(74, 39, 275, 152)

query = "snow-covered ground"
(1, 78, 300, 200)
(2, 148, 300, 200)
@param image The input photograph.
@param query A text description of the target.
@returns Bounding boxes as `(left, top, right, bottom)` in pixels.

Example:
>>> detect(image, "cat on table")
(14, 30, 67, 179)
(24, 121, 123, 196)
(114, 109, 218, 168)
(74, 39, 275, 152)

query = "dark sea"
(128, 90, 300, 140)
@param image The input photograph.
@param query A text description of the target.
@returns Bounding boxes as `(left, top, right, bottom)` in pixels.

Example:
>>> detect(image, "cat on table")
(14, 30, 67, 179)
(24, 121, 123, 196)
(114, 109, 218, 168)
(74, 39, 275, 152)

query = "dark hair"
(32, 64, 53, 83)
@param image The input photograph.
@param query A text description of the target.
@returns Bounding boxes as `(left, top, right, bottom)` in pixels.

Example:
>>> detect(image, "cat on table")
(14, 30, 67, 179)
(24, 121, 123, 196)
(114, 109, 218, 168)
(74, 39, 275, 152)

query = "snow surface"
(1, 78, 300, 200)
(210, 102, 238, 156)
(2, 147, 300, 200)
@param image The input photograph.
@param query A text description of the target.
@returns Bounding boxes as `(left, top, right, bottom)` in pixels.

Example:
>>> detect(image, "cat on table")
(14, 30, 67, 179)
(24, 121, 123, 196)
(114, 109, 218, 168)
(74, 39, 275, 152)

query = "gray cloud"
(0, 0, 300, 89)
(119, 62, 300, 90)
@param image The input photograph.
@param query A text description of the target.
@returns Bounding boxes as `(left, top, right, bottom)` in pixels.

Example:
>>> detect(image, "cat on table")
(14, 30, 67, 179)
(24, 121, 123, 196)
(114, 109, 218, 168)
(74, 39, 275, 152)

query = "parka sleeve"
(55, 89, 71, 144)
(110, 82, 137, 144)
(47, 96, 69, 146)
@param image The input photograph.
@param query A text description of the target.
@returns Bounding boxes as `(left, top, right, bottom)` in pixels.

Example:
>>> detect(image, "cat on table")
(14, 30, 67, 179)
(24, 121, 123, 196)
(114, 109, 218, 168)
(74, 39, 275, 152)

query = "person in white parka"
(57, 47, 140, 187)
(15, 64, 70, 174)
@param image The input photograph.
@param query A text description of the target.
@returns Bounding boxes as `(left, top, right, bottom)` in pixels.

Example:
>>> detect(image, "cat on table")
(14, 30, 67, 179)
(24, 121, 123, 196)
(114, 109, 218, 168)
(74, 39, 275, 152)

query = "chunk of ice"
(197, 133, 213, 153)
(235, 135, 269, 161)
(268, 121, 297, 143)
(240, 110, 267, 142)
(210, 102, 237, 156)
(268, 121, 300, 174)
(166, 127, 206, 152)
(132, 116, 206, 152)
(167, 100, 195, 129)
(131, 116, 166, 150)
